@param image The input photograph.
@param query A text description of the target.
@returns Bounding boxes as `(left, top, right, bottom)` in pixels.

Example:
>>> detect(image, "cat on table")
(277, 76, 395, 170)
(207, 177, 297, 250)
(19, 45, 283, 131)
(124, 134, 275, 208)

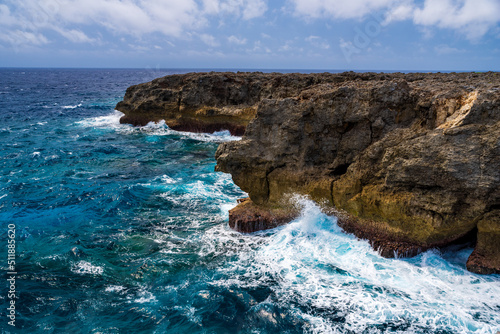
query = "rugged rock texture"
(228, 198, 299, 233)
(116, 72, 351, 135)
(117, 71, 500, 274)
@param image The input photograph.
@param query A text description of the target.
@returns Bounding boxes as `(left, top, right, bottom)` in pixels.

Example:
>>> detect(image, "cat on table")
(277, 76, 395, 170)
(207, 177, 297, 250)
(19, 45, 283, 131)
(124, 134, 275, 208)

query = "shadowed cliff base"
(117, 71, 500, 274)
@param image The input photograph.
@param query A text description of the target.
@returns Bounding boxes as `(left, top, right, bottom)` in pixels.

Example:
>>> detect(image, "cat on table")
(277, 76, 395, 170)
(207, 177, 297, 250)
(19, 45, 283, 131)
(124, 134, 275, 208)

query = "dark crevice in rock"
(488, 204, 500, 211)
(447, 226, 478, 248)
(341, 122, 356, 134)
(331, 163, 350, 177)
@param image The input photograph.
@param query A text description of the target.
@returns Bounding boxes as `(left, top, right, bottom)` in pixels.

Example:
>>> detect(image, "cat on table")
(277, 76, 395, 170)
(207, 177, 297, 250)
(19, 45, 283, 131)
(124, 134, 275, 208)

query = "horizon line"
(0, 67, 496, 74)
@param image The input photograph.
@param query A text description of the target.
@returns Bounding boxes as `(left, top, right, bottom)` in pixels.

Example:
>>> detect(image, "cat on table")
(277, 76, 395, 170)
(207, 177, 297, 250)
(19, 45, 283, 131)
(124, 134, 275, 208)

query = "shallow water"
(0, 69, 499, 333)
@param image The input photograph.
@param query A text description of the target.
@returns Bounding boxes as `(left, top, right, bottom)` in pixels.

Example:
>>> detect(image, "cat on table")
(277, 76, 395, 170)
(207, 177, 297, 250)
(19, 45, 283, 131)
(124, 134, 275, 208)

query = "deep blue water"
(0, 69, 499, 334)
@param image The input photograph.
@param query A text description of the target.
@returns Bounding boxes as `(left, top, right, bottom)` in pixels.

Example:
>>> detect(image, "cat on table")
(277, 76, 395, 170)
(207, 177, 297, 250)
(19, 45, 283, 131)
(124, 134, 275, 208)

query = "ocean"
(0, 68, 499, 333)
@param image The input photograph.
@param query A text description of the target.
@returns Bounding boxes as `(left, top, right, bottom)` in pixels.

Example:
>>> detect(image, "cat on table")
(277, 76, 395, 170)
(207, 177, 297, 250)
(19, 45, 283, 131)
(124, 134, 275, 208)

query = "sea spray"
(211, 198, 500, 333)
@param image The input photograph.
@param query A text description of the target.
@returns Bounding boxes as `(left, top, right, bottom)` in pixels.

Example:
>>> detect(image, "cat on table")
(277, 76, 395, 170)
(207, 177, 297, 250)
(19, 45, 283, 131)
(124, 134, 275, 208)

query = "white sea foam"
(128, 289, 158, 304)
(160, 174, 178, 184)
(76, 110, 126, 130)
(179, 129, 241, 143)
(62, 103, 82, 109)
(220, 202, 238, 220)
(76, 111, 241, 142)
(140, 119, 241, 142)
(209, 198, 500, 333)
(72, 261, 104, 275)
(159, 173, 242, 213)
(105, 285, 126, 293)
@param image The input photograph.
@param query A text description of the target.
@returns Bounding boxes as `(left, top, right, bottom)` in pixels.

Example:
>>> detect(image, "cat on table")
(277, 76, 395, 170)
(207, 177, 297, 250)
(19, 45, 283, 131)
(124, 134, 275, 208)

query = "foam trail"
(77, 111, 241, 142)
(62, 103, 82, 109)
(76, 110, 125, 129)
(72, 261, 104, 275)
(141, 120, 241, 142)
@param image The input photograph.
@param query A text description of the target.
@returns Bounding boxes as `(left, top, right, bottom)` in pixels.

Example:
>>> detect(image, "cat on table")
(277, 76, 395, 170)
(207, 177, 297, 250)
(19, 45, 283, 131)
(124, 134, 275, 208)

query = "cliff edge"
(116, 72, 346, 135)
(117, 72, 500, 274)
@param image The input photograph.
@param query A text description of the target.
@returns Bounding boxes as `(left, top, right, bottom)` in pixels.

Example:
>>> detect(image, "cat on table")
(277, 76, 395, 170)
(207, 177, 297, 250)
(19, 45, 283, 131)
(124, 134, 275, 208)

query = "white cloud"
(200, 33, 219, 47)
(339, 38, 361, 62)
(384, 2, 414, 23)
(228, 35, 247, 45)
(0, 4, 16, 26)
(54, 0, 201, 37)
(128, 44, 150, 52)
(249, 40, 271, 53)
(434, 44, 466, 55)
(56, 28, 97, 43)
(291, 0, 396, 20)
(202, 0, 220, 14)
(0, 30, 49, 46)
(0, 0, 267, 48)
(291, 0, 500, 40)
(242, 0, 267, 20)
(219, 0, 267, 20)
(305, 35, 330, 49)
(279, 40, 295, 52)
(413, 0, 500, 40)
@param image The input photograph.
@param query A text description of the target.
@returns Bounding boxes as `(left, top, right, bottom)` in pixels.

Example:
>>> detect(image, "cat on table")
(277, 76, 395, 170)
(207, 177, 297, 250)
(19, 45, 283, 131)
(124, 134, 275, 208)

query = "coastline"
(116, 71, 500, 275)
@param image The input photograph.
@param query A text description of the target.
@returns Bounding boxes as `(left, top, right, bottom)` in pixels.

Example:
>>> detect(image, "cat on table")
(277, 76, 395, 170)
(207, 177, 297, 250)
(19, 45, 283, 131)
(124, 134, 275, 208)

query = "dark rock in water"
(228, 197, 298, 233)
(70, 247, 86, 258)
(118, 71, 500, 274)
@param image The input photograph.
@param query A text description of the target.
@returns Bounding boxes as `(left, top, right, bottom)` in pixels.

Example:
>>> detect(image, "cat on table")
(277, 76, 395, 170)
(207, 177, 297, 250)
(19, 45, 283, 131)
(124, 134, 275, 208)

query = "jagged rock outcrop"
(116, 72, 351, 135)
(117, 71, 500, 274)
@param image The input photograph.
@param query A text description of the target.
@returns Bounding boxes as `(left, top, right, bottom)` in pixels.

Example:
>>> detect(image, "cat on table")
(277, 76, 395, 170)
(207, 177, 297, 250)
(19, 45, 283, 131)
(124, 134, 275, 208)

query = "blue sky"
(1, 0, 499, 71)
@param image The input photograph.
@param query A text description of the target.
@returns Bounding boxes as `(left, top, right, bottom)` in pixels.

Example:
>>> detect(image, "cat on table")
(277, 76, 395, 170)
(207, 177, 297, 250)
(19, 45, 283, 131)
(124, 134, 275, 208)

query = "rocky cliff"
(116, 72, 347, 135)
(117, 71, 500, 274)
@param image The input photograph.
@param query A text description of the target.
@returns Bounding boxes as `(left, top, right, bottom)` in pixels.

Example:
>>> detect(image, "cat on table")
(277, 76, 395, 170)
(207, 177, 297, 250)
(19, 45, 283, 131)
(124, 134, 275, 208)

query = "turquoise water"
(0, 69, 499, 333)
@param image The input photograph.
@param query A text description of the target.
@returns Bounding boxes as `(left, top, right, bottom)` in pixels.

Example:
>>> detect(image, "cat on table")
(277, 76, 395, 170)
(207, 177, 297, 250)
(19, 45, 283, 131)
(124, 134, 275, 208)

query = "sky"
(0, 0, 499, 71)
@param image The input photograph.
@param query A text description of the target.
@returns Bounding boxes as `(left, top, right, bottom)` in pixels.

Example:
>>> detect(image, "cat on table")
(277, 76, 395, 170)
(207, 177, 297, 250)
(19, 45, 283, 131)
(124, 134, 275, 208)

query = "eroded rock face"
(117, 71, 500, 274)
(116, 72, 353, 135)
(215, 72, 500, 274)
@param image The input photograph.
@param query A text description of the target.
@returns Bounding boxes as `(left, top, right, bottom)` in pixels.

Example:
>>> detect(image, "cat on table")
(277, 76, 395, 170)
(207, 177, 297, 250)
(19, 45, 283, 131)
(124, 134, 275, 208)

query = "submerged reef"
(117, 71, 500, 274)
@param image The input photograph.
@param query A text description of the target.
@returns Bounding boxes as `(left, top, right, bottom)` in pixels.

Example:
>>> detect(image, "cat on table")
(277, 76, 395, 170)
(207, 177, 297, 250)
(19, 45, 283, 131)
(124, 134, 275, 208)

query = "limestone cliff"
(116, 72, 348, 135)
(117, 71, 500, 274)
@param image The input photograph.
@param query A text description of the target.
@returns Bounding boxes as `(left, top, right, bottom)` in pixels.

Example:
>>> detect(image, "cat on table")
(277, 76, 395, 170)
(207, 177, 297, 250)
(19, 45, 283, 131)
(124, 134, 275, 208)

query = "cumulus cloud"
(383, 2, 414, 23)
(0, 0, 267, 47)
(291, 0, 500, 40)
(413, 0, 500, 40)
(241, 0, 268, 20)
(54, 0, 202, 37)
